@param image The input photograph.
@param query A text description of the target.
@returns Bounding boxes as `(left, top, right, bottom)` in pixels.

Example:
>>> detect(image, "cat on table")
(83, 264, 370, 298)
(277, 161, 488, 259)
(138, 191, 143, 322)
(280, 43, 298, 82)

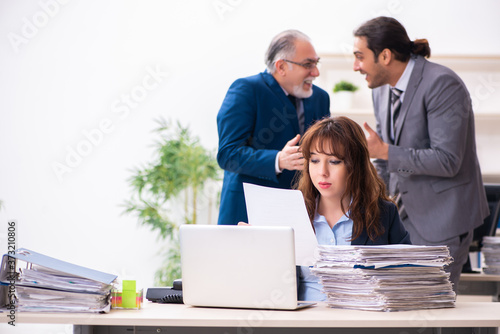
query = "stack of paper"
(1, 248, 117, 313)
(482, 236, 500, 274)
(311, 244, 455, 311)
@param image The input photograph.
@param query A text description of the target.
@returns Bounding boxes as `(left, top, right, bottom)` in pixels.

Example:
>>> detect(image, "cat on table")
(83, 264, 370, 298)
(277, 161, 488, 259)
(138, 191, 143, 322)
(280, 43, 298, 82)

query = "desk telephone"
(146, 278, 183, 303)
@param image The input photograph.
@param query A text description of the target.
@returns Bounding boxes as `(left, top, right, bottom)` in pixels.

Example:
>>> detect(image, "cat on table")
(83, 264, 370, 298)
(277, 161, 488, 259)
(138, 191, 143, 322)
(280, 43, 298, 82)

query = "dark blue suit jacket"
(350, 200, 411, 245)
(217, 71, 330, 225)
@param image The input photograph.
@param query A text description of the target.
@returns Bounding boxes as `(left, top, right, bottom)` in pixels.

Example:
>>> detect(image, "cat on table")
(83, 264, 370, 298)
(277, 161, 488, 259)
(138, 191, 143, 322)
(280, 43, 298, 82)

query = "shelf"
(318, 53, 500, 176)
(319, 53, 500, 70)
(330, 109, 500, 121)
(318, 53, 500, 117)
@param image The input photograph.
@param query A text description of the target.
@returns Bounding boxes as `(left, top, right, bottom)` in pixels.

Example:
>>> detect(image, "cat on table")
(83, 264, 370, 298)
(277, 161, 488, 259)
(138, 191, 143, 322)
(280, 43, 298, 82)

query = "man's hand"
(278, 134, 304, 171)
(363, 122, 389, 160)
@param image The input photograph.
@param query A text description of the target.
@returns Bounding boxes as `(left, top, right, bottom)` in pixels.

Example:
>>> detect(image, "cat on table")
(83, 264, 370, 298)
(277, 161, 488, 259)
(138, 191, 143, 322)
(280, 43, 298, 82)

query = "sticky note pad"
(122, 280, 137, 309)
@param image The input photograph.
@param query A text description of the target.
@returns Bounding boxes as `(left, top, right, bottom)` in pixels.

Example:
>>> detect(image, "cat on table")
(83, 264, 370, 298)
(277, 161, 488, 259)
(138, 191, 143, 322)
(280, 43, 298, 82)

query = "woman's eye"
(330, 160, 342, 165)
(310, 159, 319, 164)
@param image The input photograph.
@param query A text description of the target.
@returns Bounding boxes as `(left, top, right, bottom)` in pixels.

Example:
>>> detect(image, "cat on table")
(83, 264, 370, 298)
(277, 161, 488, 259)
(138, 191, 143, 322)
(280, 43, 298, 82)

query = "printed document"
(243, 183, 318, 266)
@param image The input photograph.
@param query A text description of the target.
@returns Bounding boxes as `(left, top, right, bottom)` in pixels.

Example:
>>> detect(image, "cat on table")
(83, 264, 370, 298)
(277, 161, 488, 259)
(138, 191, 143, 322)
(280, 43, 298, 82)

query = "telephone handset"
(145, 279, 183, 303)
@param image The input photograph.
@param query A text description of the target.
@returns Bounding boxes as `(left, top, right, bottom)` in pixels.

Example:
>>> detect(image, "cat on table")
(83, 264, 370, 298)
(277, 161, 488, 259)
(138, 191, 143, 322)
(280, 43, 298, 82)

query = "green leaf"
(123, 118, 222, 285)
(333, 80, 359, 93)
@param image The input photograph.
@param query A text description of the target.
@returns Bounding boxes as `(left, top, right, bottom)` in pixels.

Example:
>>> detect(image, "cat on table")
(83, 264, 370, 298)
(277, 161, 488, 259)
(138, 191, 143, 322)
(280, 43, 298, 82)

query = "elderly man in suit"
(353, 16, 489, 290)
(216, 30, 330, 225)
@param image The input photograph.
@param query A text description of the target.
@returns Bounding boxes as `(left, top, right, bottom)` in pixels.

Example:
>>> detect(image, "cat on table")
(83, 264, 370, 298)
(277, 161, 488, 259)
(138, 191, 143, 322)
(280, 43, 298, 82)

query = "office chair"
(462, 184, 500, 273)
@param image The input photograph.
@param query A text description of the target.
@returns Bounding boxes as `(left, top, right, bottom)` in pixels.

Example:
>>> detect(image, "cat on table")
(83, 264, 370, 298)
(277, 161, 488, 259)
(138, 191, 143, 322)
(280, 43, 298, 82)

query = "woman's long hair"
(294, 116, 391, 241)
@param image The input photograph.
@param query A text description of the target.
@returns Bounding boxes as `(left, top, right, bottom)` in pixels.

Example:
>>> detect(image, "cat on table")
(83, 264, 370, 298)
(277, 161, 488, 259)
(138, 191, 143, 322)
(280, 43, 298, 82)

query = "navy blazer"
(217, 71, 330, 225)
(350, 200, 411, 245)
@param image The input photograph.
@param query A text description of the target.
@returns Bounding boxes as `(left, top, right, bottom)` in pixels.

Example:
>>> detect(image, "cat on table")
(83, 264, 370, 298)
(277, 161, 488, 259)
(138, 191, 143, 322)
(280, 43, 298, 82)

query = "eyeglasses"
(282, 59, 320, 70)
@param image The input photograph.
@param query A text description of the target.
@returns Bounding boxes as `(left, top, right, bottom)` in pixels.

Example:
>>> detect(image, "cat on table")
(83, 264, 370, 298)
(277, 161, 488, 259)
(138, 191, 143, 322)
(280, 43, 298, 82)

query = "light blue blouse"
(298, 210, 353, 301)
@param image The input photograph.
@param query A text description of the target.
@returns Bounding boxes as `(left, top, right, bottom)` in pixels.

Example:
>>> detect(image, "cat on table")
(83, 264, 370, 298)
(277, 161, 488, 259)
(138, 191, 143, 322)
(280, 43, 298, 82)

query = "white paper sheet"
(243, 183, 318, 266)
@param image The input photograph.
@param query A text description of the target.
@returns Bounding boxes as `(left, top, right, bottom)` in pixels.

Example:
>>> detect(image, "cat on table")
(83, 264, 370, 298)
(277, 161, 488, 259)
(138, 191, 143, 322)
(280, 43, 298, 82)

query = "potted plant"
(123, 118, 221, 286)
(332, 80, 359, 110)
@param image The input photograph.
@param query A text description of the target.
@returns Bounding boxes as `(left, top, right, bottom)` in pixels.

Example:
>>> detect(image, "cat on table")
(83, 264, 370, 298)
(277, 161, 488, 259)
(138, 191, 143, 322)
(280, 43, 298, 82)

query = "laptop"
(179, 225, 315, 310)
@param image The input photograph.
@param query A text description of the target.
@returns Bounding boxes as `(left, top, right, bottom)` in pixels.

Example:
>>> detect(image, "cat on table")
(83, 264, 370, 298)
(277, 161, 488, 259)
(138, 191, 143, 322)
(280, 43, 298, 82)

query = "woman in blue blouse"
(294, 116, 411, 301)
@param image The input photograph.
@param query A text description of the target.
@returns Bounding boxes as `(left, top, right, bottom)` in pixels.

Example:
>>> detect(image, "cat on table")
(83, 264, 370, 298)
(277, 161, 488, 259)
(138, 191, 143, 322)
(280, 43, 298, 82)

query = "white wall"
(0, 1, 499, 331)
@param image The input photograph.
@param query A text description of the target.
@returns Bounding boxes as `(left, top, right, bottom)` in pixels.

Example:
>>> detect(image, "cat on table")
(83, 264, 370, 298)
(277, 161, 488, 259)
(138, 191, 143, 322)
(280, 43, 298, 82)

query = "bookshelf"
(316, 54, 500, 178)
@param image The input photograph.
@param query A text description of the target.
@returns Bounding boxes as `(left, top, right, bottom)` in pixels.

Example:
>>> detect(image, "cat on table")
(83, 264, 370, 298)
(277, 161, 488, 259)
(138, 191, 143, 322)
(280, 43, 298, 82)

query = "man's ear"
(275, 59, 287, 76)
(379, 48, 392, 65)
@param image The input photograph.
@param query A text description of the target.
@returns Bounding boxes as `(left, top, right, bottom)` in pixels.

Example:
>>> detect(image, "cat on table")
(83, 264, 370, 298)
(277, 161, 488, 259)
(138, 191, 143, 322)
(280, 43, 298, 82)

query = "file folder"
(0, 248, 117, 313)
(1, 248, 116, 285)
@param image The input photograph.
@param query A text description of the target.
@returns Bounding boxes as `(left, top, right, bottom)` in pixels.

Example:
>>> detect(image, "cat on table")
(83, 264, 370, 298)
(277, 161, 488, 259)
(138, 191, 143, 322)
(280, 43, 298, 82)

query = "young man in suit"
(353, 16, 489, 290)
(216, 30, 330, 225)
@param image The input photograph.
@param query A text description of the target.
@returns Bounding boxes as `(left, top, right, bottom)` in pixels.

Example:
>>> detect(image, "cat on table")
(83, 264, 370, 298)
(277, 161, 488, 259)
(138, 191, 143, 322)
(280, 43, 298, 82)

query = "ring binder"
(0, 248, 117, 313)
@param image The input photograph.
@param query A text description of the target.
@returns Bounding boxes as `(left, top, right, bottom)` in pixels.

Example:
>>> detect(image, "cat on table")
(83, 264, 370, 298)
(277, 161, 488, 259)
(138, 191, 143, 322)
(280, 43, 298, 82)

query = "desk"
(14, 301, 500, 334)
(459, 273, 500, 301)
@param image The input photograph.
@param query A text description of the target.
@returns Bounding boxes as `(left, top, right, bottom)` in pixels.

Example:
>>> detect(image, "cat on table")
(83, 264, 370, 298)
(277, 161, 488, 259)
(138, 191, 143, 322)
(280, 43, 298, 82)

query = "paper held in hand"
(243, 183, 318, 266)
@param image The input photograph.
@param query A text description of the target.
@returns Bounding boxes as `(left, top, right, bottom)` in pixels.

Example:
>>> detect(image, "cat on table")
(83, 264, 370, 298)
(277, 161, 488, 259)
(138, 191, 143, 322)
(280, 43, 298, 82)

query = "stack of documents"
(1, 248, 117, 313)
(482, 236, 500, 274)
(311, 244, 455, 311)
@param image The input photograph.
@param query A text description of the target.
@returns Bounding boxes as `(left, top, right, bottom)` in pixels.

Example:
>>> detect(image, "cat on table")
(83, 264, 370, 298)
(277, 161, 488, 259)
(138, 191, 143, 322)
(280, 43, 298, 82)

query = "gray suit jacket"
(372, 55, 489, 242)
